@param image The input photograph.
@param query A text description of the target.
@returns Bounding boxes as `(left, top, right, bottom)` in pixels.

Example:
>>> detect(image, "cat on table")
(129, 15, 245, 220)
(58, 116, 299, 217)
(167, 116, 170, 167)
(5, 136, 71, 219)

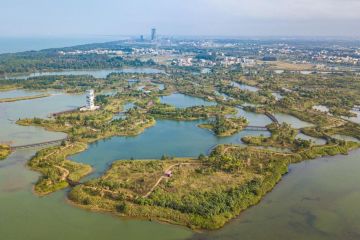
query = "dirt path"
(143, 163, 202, 198)
(55, 165, 70, 181)
(41, 144, 73, 181)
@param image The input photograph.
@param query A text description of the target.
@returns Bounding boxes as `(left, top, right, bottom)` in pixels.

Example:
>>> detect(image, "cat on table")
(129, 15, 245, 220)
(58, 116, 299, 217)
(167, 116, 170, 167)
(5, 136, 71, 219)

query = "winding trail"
(143, 162, 203, 198)
(55, 165, 70, 181)
(40, 144, 73, 181)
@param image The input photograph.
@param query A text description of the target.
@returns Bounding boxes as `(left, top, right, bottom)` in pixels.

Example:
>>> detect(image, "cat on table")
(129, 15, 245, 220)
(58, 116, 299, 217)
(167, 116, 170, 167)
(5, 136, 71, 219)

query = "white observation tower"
(86, 89, 95, 109)
(81, 89, 99, 111)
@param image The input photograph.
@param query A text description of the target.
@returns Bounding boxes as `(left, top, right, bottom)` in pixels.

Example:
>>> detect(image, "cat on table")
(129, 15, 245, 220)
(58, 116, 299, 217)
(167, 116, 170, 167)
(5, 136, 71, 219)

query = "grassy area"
(148, 103, 237, 121)
(262, 60, 315, 71)
(302, 122, 360, 141)
(0, 145, 11, 160)
(28, 142, 92, 195)
(67, 138, 359, 230)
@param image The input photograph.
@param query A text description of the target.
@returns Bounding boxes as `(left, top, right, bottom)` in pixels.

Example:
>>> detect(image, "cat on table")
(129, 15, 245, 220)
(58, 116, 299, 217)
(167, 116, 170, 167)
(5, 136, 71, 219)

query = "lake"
(71, 94, 272, 179)
(0, 89, 359, 240)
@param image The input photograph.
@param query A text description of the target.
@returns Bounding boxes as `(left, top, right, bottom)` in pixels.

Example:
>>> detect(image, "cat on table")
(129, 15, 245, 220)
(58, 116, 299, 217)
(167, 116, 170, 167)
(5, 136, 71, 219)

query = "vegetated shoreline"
(1, 66, 166, 79)
(7, 67, 360, 229)
(16, 117, 360, 230)
(0, 93, 50, 103)
(14, 97, 360, 230)
(66, 142, 359, 230)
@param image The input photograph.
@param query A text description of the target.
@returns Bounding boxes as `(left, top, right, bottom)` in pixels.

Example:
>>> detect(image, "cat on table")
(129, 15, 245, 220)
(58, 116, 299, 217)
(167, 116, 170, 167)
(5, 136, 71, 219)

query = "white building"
(86, 89, 95, 109)
(80, 89, 100, 111)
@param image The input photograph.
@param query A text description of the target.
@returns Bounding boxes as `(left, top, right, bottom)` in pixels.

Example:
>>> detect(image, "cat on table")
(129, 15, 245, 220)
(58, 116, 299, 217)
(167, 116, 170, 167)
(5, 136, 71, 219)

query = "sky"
(1, 0, 360, 38)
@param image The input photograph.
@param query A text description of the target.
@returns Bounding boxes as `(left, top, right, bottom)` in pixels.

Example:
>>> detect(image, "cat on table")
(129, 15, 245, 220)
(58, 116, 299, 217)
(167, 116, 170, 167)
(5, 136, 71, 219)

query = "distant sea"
(0, 36, 123, 54)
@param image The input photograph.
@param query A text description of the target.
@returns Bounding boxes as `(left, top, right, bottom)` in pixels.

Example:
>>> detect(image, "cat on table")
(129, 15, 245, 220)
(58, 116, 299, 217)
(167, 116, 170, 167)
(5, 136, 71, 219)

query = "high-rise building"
(86, 89, 95, 110)
(151, 28, 156, 41)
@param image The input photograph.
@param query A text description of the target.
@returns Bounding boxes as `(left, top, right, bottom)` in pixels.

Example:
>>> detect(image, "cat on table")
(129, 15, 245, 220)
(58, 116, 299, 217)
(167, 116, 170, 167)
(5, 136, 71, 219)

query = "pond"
(343, 110, 360, 124)
(331, 134, 360, 143)
(297, 133, 327, 145)
(272, 92, 284, 100)
(231, 81, 259, 92)
(274, 113, 314, 129)
(160, 93, 216, 108)
(0, 91, 84, 145)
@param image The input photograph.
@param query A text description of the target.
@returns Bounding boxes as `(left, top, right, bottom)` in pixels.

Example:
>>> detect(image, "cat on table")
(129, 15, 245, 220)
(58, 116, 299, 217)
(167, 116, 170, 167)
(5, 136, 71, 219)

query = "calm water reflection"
(192, 149, 360, 240)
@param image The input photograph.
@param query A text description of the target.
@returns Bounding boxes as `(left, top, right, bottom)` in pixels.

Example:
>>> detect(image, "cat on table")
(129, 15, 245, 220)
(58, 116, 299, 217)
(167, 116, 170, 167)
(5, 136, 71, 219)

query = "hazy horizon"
(1, 0, 360, 38)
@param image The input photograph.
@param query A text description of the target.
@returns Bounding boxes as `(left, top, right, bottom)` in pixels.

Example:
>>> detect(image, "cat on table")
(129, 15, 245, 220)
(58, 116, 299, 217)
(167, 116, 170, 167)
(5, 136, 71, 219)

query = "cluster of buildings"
(312, 55, 359, 65)
(173, 57, 193, 67)
(131, 48, 176, 56)
(58, 49, 124, 56)
(220, 57, 242, 66)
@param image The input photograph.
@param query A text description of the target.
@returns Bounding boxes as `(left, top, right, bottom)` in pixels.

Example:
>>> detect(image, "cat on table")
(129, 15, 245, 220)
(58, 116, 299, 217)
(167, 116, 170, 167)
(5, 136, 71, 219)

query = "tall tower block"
(151, 28, 156, 41)
(86, 89, 95, 110)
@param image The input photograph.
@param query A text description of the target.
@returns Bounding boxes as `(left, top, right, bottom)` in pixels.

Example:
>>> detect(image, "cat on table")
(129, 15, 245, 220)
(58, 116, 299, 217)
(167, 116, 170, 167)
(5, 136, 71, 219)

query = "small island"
(199, 115, 248, 136)
(0, 145, 11, 160)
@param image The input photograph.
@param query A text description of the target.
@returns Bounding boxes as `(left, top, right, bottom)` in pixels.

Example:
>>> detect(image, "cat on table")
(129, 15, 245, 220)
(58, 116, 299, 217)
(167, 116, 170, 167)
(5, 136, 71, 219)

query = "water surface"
(160, 93, 216, 108)
(192, 149, 360, 240)
(231, 82, 259, 92)
(1, 88, 360, 240)
(6, 68, 164, 80)
(0, 89, 47, 99)
(0, 150, 191, 240)
(71, 119, 270, 179)
(274, 113, 314, 129)
(0, 92, 84, 145)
